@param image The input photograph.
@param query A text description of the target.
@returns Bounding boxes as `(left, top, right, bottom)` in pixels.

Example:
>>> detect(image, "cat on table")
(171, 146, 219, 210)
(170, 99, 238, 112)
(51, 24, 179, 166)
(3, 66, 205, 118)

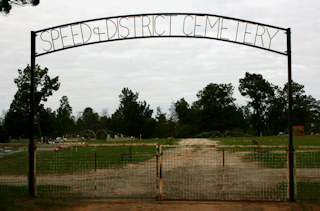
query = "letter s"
(40, 31, 53, 52)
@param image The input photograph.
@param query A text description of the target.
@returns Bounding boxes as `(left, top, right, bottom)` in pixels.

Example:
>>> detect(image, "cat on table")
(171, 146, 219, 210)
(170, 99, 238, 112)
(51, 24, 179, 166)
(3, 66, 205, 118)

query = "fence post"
(222, 148, 225, 199)
(156, 145, 159, 189)
(286, 146, 296, 201)
(294, 150, 297, 199)
(157, 145, 163, 200)
(94, 146, 97, 196)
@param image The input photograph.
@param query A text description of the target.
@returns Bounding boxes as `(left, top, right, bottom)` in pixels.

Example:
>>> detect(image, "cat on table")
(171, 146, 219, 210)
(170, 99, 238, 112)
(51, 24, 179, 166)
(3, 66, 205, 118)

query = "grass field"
(9, 138, 179, 145)
(8, 135, 320, 145)
(86, 138, 179, 145)
(37, 145, 156, 174)
(0, 185, 75, 210)
(275, 182, 320, 201)
(2, 136, 320, 175)
(214, 135, 320, 146)
(212, 136, 320, 169)
(1, 138, 178, 175)
(244, 151, 320, 168)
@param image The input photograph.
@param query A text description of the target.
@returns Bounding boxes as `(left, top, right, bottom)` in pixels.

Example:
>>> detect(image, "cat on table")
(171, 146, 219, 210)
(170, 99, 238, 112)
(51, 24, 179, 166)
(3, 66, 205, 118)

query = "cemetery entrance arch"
(28, 13, 294, 200)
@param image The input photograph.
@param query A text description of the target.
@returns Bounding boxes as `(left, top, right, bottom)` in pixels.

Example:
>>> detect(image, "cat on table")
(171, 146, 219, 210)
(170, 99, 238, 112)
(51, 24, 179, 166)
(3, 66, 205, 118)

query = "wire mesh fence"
(0, 144, 28, 197)
(222, 146, 288, 201)
(295, 147, 320, 201)
(36, 144, 157, 198)
(0, 143, 319, 201)
(160, 145, 288, 201)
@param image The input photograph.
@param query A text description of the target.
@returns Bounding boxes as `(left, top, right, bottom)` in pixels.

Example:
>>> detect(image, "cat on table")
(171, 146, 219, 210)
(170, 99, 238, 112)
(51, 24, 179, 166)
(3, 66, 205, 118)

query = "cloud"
(1, 0, 320, 116)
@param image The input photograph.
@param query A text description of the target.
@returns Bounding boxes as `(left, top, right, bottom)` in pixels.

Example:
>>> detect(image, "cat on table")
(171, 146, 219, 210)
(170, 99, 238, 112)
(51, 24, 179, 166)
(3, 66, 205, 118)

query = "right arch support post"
(286, 28, 295, 202)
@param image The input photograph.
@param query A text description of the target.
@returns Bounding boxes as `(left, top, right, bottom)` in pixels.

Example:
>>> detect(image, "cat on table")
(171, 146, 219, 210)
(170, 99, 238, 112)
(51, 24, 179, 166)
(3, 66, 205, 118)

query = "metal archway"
(29, 13, 294, 200)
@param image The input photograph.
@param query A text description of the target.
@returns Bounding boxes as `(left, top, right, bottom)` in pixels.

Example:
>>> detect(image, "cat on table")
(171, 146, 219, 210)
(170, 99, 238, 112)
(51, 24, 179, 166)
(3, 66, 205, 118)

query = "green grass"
(0, 138, 178, 175)
(7, 140, 29, 144)
(214, 135, 320, 168)
(0, 185, 28, 198)
(296, 182, 320, 201)
(245, 152, 287, 168)
(84, 138, 179, 145)
(0, 185, 71, 197)
(0, 185, 75, 210)
(244, 151, 320, 168)
(1, 140, 173, 175)
(275, 182, 320, 201)
(9, 138, 179, 145)
(36, 145, 157, 174)
(0, 152, 28, 175)
(214, 135, 320, 146)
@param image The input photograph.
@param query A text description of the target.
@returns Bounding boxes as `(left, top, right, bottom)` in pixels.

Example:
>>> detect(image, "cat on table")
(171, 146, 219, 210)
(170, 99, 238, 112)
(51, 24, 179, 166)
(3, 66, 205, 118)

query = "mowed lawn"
(1, 138, 178, 175)
(212, 136, 320, 169)
(2, 136, 320, 175)
(214, 135, 320, 146)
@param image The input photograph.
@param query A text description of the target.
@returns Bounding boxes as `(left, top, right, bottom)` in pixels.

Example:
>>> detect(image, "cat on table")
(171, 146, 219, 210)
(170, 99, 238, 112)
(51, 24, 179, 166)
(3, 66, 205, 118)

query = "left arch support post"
(29, 31, 36, 197)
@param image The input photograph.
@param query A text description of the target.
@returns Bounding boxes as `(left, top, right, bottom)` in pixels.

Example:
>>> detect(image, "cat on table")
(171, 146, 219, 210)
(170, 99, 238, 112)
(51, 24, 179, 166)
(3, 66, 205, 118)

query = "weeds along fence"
(0, 143, 319, 201)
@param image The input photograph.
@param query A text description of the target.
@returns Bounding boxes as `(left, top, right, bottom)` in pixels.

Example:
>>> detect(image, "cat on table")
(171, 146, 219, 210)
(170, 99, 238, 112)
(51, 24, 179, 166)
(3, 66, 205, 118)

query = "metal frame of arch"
(28, 13, 294, 201)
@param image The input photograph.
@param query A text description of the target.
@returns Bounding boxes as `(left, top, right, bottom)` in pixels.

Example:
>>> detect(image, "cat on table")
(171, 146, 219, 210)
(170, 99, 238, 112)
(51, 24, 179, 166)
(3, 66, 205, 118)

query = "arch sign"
(35, 13, 288, 56)
(29, 13, 294, 200)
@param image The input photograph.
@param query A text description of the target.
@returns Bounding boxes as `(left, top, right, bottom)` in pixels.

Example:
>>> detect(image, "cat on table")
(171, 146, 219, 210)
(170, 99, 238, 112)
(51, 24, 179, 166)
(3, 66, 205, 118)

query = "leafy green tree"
(10, 65, 59, 114)
(282, 82, 320, 134)
(311, 100, 320, 133)
(98, 108, 111, 131)
(38, 107, 56, 138)
(174, 98, 192, 125)
(111, 88, 153, 137)
(0, 125, 9, 142)
(0, 0, 39, 14)
(55, 96, 75, 137)
(173, 98, 198, 137)
(57, 96, 72, 118)
(77, 107, 99, 132)
(0, 112, 9, 142)
(0, 111, 4, 126)
(265, 85, 287, 135)
(4, 64, 59, 138)
(4, 109, 27, 139)
(194, 83, 245, 132)
(239, 72, 274, 135)
(153, 107, 170, 138)
(155, 107, 166, 124)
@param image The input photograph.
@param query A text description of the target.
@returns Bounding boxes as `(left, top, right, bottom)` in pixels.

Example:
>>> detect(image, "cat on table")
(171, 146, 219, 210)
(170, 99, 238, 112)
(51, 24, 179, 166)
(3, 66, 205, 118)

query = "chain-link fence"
(1, 143, 319, 201)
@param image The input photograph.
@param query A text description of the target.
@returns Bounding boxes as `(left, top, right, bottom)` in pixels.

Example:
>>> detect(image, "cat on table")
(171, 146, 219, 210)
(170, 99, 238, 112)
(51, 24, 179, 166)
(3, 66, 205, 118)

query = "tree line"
(0, 65, 319, 142)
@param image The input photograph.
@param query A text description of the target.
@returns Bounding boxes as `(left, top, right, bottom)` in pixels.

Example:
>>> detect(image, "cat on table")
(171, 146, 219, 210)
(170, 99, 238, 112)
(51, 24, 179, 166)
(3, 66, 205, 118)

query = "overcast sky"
(1, 0, 319, 117)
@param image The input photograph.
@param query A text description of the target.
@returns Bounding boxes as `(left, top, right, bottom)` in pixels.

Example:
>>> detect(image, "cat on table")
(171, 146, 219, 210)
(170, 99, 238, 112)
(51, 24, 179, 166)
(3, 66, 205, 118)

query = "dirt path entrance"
(161, 138, 288, 200)
(178, 138, 219, 146)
